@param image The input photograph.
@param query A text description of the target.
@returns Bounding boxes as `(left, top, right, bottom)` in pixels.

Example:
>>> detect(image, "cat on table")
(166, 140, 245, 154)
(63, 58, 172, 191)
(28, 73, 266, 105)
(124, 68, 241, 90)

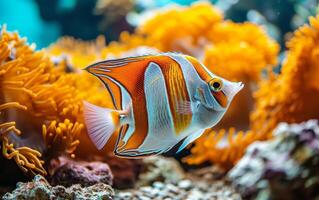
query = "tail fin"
(83, 101, 120, 150)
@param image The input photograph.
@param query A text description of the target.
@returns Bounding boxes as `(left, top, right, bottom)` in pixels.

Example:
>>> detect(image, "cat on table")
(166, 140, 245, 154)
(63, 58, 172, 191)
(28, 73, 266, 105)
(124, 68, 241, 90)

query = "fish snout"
(223, 81, 244, 101)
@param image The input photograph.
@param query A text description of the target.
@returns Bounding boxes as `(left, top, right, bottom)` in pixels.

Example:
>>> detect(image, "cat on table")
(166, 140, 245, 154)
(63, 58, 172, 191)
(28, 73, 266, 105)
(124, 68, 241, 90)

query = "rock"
(103, 154, 144, 189)
(3, 175, 114, 200)
(115, 157, 241, 200)
(137, 156, 185, 187)
(0, 186, 13, 198)
(153, 181, 164, 189)
(190, 166, 226, 181)
(115, 174, 241, 200)
(49, 156, 113, 187)
(229, 120, 319, 200)
(50, 154, 144, 189)
(178, 180, 192, 190)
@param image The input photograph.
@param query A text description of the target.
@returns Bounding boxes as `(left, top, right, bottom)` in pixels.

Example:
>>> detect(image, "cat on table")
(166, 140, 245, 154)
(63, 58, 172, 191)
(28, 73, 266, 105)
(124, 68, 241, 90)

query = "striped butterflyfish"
(83, 53, 243, 158)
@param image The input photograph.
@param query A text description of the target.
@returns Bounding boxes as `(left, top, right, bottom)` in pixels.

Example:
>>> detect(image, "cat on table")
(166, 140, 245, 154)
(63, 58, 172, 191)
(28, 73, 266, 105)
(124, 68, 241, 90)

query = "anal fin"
(176, 129, 205, 153)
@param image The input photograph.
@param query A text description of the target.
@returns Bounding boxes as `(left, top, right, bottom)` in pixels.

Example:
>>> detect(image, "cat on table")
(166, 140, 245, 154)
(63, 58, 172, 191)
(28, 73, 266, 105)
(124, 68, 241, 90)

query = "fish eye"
(209, 78, 223, 92)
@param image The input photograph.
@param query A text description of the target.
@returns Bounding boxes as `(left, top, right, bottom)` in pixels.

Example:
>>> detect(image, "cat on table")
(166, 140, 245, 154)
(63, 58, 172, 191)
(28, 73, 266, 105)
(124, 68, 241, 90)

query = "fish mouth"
(223, 81, 244, 100)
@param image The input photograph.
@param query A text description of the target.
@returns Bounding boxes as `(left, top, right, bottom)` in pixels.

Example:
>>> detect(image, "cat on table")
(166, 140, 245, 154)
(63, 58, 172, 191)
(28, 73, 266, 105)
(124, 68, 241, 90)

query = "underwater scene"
(1, 0, 319, 199)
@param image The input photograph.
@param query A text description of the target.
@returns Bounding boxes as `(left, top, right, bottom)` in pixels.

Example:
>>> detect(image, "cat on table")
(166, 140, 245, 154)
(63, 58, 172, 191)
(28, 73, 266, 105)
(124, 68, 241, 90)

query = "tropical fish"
(83, 53, 243, 157)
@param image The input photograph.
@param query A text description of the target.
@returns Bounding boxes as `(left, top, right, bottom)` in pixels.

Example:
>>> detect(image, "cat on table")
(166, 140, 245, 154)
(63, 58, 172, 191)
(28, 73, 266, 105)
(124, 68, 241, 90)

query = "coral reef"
(3, 1, 316, 181)
(133, 2, 280, 169)
(3, 175, 114, 200)
(0, 26, 112, 175)
(185, 14, 319, 170)
(229, 120, 319, 200)
(100, 4, 280, 169)
(0, 27, 61, 175)
(0, 1, 280, 176)
(48, 156, 113, 187)
(251, 15, 319, 136)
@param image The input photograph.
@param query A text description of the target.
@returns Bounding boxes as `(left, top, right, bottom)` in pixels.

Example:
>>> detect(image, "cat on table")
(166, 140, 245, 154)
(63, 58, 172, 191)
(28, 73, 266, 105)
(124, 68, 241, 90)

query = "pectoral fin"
(83, 101, 120, 150)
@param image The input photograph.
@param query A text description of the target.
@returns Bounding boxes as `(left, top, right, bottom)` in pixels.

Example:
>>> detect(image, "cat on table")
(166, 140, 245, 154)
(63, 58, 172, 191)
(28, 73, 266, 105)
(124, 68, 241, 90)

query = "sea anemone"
(0, 27, 58, 175)
(0, 27, 109, 175)
(0, 102, 46, 175)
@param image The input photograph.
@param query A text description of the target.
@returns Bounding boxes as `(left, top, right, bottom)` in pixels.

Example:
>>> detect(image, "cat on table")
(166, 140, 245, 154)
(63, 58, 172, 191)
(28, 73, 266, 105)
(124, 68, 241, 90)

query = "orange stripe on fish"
(212, 91, 228, 108)
(185, 55, 212, 82)
(151, 56, 192, 135)
(86, 56, 151, 151)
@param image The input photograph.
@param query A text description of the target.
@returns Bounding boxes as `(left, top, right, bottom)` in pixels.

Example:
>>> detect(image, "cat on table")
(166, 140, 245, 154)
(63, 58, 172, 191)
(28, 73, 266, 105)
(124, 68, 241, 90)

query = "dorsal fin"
(85, 56, 151, 96)
(185, 55, 212, 82)
(85, 56, 152, 110)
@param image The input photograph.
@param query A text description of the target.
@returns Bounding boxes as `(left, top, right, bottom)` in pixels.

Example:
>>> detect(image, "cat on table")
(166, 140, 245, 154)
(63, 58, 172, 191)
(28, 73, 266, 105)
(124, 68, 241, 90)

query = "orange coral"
(186, 15, 319, 169)
(250, 15, 319, 135)
(137, 1, 223, 55)
(49, 36, 106, 69)
(204, 21, 279, 82)
(183, 128, 266, 169)
(203, 21, 280, 130)
(42, 119, 82, 157)
(0, 27, 100, 175)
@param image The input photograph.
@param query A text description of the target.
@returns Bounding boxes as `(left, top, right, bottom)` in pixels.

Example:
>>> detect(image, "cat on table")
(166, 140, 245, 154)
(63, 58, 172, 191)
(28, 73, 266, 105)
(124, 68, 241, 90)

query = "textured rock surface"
(49, 156, 113, 187)
(116, 165, 240, 200)
(103, 154, 144, 189)
(136, 156, 186, 187)
(229, 120, 319, 200)
(3, 175, 114, 200)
